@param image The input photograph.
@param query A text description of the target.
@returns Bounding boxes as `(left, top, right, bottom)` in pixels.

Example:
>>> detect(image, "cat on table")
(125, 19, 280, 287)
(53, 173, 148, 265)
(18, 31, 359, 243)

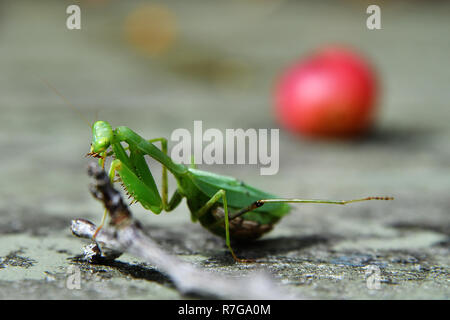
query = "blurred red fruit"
(274, 47, 378, 138)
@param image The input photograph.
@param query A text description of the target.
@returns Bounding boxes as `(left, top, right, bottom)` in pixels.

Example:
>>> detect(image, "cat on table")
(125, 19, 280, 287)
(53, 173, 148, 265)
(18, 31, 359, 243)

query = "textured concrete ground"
(0, 0, 448, 299)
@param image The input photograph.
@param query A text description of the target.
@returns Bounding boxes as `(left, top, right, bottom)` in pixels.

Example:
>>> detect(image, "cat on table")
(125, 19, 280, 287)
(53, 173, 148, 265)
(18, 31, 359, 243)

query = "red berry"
(274, 47, 378, 138)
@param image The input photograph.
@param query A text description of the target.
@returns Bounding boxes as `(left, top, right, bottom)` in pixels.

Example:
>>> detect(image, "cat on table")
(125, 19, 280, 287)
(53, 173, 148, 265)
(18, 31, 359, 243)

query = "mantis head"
(90, 121, 114, 154)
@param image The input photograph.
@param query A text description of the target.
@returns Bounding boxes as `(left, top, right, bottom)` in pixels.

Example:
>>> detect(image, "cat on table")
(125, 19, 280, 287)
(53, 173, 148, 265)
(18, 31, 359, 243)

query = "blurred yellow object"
(124, 4, 177, 57)
(82, 0, 111, 5)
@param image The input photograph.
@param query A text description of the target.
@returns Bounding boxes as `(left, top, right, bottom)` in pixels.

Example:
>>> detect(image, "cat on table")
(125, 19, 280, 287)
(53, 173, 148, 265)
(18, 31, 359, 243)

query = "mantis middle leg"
(195, 189, 253, 263)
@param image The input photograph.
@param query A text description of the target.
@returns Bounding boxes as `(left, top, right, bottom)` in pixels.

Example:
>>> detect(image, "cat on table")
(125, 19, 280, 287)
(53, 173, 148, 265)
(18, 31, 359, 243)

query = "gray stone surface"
(0, 0, 448, 299)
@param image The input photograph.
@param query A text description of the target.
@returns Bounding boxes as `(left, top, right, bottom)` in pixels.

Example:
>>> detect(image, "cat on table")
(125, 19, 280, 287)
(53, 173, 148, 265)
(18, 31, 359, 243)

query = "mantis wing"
(188, 168, 290, 224)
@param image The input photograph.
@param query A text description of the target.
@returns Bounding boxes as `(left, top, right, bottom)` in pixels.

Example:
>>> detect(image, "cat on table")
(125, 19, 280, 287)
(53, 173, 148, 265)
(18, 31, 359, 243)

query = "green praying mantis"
(45, 80, 393, 262)
(86, 121, 393, 262)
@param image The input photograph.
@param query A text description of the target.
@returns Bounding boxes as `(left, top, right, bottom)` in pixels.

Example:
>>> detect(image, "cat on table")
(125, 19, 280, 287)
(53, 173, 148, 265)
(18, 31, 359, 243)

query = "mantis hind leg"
(203, 196, 394, 255)
(218, 196, 394, 224)
(195, 190, 253, 263)
(255, 196, 394, 206)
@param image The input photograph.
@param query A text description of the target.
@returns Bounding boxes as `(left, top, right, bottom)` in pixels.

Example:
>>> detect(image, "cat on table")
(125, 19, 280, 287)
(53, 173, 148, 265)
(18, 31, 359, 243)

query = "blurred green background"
(0, 0, 448, 299)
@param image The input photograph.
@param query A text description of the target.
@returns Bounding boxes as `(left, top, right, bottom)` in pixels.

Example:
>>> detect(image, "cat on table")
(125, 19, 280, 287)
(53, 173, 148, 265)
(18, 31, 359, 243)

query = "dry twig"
(71, 163, 298, 299)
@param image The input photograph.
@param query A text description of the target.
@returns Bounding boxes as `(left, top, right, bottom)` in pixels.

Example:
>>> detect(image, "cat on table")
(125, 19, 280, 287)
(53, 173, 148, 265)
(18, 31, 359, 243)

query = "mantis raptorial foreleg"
(130, 137, 183, 211)
(100, 137, 169, 207)
(93, 138, 175, 239)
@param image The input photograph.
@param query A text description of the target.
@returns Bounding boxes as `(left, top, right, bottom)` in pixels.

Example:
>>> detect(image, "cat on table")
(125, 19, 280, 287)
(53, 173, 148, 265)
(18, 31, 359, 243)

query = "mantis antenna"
(38, 76, 93, 129)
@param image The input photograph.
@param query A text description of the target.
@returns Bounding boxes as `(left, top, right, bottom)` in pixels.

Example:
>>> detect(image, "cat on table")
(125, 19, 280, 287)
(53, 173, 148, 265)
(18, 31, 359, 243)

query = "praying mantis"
(87, 120, 393, 262)
(42, 79, 393, 262)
